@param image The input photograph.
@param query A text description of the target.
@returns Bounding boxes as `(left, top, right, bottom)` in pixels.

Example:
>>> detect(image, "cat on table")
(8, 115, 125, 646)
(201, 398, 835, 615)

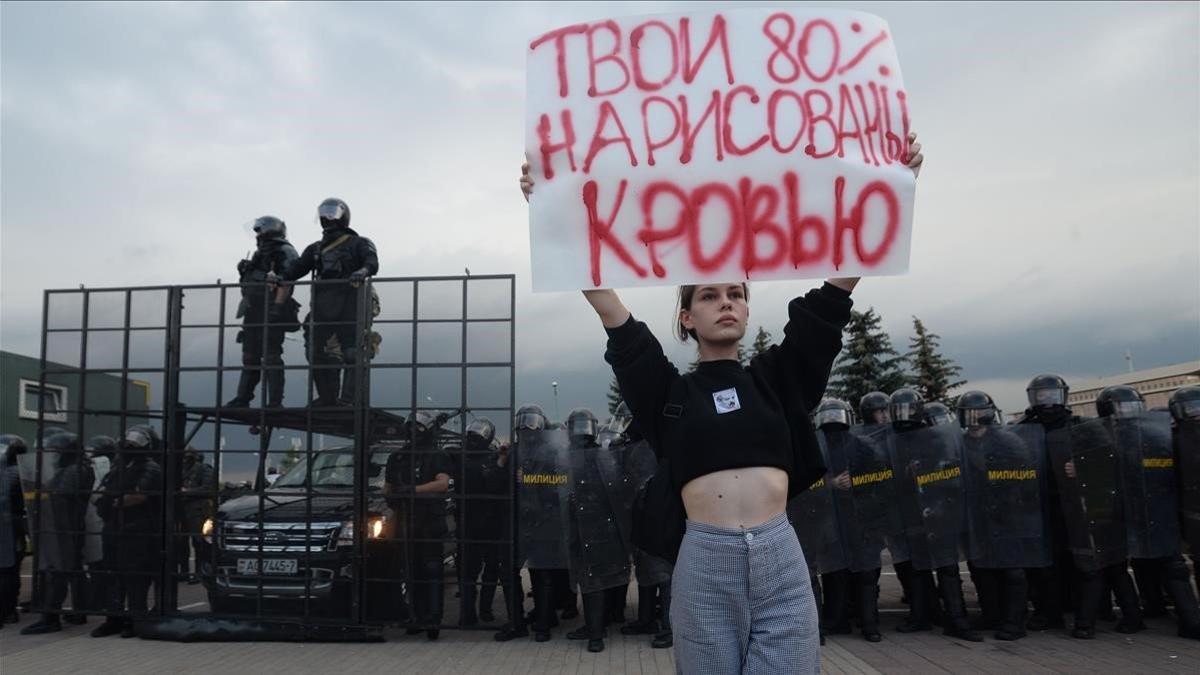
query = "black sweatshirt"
(604, 283, 853, 499)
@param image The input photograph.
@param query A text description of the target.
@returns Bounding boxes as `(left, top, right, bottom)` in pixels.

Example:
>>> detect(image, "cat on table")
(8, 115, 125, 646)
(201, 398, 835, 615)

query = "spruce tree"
(827, 308, 909, 409)
(905, 316, 965, 405)
(751, 326, 772, 358)
(606, 375, 623, 416)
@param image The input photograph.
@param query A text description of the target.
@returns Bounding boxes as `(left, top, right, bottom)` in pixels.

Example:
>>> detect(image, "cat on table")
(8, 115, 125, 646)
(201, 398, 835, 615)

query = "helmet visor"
(814, 407, 851, 428)
(1029, 387, 1066, 408)
(318, 201, 346, 221)
(123, 428, 153, 448)
(568, 416, 597, 438)
(514, 412, 545, 431)
(1112, 400, 1144, 419)
(890, 402, 920, 423)
(1170, 399, 1200, 421)
(958, 408, 995, 428)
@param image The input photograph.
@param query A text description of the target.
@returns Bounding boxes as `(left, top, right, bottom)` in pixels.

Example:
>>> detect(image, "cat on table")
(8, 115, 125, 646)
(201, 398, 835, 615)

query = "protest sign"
(525, 8, 915, 291)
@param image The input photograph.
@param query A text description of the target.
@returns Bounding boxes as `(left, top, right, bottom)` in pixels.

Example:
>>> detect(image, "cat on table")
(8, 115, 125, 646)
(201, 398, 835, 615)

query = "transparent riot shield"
(838, 425, 905, 571)
(963, 424, 1051, 569)
(787, 431, 847, 575)
(517, 428, 571, 569)
(567, 439, 631, 593)
(1176, 421, 1200, 555)
(1049, 420, 1127, 571)
(1113, 412, 1181, 559)
(895, 424, 967, 571)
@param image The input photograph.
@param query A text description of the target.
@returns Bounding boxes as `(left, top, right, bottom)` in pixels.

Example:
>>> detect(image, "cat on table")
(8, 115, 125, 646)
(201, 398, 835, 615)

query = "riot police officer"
(90, 426, 163, 639)
(458, 417, 504, 625)
(1016, 374, 1079, 632)
(385, 411, 453, 640)
(1099, 386, 1198, 639)
(859, 391, 890, 426)
(22, 432, 94, 634)
(0, 435, 28, 627)
(959, 391, 1037, 641)
(227, 216, 299, 408)
(273, 198, 379, 406)
(888, 389, 940, 634)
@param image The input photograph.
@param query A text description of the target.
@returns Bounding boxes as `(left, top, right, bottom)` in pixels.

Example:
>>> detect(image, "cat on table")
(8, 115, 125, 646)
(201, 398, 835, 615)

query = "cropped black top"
(604, 283, 853, 498)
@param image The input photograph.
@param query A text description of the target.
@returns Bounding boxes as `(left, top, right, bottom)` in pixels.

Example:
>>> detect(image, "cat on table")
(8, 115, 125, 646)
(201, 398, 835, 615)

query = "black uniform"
(229, 230, 299, 407)
(385, 440, 452, 631)
(1017, 406, 1079, 630)
(279, 226, 378, 405)
(457, 443, 511, 625)
(0, 459, 26, 622)
(96, 454, 163, 623)
(176, 455, 215, 578)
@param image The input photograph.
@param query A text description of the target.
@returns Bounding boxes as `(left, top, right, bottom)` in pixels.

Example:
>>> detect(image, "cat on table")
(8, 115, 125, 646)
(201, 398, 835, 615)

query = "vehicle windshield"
(271, 448, 392, 490)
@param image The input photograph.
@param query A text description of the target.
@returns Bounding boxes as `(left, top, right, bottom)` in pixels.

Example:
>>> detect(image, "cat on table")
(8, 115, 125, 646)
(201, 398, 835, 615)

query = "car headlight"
(337, 517, 386, 547)
(201, 518, 214, 544)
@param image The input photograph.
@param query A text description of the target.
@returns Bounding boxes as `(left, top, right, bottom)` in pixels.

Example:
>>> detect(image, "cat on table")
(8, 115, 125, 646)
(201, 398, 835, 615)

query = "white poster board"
(526, 8, 915, 292)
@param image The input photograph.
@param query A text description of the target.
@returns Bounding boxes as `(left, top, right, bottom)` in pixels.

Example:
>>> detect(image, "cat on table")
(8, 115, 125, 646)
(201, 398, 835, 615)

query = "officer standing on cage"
(271, 199, 378, 406)
(227, 216, 299, 408)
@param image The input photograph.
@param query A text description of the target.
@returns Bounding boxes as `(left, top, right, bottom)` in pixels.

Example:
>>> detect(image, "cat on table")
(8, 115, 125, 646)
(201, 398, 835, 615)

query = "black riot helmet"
(567, 408, 598, 442)
(121, 425, 160, 452)
(1026, 373, 1069, 410)
(889, 388, 924, 425)
(252, 215, 287, 240)
(956, 390, 997, 429)
(406, 411, 439, 444)
(44, 432, 82, 467)
(514, 405, 547, 431)
(814, 398, 853, 430)
(1169, 385, 1200, 422)
(922, 401, 956, 427)
(1095, 385, 1144, 419)
(317, 198, 351, 231)
(1, 434, 28, 467)
(85, 435, 117, 460)
(859, 391, 891, 425)
(608, 401, 632, 435)
(466, 418, 496, 448)
(36, 426, 68, 447)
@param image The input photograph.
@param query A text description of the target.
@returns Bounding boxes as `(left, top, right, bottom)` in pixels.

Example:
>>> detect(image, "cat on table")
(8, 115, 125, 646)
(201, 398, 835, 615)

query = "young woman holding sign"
(520, 134, 923, 673)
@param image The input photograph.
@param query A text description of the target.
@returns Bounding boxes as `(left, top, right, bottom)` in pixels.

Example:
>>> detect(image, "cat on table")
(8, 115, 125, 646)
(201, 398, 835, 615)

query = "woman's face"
(681, 284, 749, 347)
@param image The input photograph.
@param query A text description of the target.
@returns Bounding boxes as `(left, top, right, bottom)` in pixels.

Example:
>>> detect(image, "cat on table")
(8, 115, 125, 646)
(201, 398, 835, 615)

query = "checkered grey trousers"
(672, 512, 820, 674)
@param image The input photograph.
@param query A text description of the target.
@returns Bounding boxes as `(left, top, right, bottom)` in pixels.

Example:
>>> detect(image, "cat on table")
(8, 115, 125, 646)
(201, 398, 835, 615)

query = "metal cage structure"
(24, 274, 518, 639)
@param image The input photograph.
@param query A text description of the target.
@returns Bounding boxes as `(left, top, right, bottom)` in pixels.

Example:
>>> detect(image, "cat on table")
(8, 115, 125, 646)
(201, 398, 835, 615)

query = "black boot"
(532, 572, 556, 639)
(1164, 557, 1200, 639)
(338, 349, 360, 404)
(1110, 566, 1145, 633)
(263, 355, 285, 408)
(897, 571, 933, 633)
(225, 364, 260, 407)
(856, 570, 881, 642)
(460, 579, 479, 627)
(994, 569, 1028, 641)
(20, 615, 62, 635)
(938, 567, 983, 642)
(310, 367, 340, 407)
(621, 586, 659, 635)
(652, 582, 672, 648)
(478, 580, 497, 623)
(568, 591, 607, 641)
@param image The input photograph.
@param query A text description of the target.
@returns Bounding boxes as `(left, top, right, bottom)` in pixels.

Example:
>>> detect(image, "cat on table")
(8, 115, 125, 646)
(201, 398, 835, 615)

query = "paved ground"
(2, 563, 1199, 674)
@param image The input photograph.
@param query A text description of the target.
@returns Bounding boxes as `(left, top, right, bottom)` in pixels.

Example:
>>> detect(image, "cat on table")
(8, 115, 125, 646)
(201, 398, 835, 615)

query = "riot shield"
(894, 424, 967, 571)
(1176, 421, 1200, 555)
(837, 425, 905, 571)
(787, 431, 847, 575)
(567, 438, 631, 593)
(517, 427, 571, 569)
(963, 424, 1050, 569)
(1113, 412, 1180, 559)
(1049, 419, 1127, 571)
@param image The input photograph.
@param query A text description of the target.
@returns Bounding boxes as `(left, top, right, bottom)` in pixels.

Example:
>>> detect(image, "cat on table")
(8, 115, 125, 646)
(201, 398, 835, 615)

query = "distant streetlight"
(551, 381, 559, 422)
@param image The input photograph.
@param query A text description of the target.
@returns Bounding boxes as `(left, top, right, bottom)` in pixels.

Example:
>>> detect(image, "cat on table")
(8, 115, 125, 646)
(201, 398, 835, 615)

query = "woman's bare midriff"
(681, 466, 789, 529)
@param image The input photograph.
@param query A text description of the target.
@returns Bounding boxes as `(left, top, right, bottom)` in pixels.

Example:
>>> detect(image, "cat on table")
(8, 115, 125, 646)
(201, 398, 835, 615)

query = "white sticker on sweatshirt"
(712, 388, 741, 414)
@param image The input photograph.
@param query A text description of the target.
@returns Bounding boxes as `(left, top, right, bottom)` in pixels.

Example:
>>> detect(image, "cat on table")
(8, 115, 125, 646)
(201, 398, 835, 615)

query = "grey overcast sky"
(2, 1, 1198, 427)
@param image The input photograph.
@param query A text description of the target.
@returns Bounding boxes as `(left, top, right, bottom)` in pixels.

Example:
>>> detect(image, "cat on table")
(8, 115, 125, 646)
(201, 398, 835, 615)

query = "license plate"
(236, 558, 297, 576)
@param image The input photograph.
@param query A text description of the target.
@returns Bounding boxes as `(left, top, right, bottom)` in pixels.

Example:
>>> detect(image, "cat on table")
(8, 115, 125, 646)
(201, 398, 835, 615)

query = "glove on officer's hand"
(237, 259, 252, 276)
(349, 268, 368, 285)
